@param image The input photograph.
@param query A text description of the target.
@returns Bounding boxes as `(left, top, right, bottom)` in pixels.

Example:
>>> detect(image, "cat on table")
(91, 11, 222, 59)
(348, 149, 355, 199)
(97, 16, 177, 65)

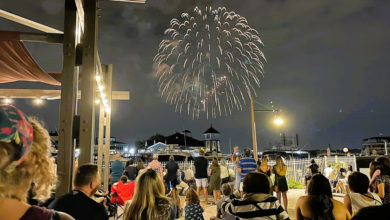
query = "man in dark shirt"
(49, 164, 108, 220)
(309, 159, 319, 175)
(194, 150, 209, 204)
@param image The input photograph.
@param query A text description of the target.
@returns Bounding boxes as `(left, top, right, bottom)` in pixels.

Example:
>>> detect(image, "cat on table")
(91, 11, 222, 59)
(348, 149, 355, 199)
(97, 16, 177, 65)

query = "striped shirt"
(222, 193, 290, 220)
(238, 156, 257, 181)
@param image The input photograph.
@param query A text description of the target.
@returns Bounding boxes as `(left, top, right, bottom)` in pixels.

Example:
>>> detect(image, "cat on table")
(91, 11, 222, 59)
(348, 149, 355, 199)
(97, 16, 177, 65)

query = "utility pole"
(250, 97, 258, 161)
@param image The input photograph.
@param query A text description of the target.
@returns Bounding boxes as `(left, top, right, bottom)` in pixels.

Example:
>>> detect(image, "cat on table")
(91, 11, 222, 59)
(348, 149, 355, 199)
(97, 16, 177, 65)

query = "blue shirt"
(111, 160, 124, 183)
(238, 156, 257, 181)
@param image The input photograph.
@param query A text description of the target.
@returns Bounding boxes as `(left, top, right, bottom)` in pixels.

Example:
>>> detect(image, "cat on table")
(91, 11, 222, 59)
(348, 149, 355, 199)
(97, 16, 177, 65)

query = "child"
(185, 189, 204, 220)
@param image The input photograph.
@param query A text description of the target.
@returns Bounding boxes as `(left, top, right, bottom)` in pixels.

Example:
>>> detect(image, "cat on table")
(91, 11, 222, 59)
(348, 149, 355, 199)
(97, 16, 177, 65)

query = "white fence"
(154, 156, 357, 183)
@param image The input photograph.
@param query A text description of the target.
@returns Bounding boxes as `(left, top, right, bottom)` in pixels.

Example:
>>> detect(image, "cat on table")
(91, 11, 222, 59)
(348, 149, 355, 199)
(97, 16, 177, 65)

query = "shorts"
(195, 178, 208, 188)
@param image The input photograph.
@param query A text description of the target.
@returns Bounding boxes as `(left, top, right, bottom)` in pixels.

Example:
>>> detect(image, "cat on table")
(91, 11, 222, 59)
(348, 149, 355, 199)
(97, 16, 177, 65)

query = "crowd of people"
(1, 105, 390, 220)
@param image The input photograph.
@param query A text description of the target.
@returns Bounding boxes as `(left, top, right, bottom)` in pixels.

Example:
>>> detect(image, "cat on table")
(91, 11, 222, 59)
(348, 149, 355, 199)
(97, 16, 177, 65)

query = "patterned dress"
(185, 202, 204, 220)
(375, 175, 390, 204)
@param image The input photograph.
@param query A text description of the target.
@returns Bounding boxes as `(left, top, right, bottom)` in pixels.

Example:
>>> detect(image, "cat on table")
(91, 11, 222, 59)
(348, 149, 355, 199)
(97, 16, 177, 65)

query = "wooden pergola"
(0, 0, 145, 195)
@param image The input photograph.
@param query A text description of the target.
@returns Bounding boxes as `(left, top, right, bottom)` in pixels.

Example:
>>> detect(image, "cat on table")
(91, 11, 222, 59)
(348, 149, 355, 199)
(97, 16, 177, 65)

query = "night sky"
(1, 0, 390, 153)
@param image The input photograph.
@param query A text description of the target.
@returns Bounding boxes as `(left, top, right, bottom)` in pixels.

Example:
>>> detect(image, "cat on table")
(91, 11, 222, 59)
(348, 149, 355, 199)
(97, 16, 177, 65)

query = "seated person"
(296, 174, 351, 220)
(49, 164, 109, 220)
(110, 176, 135, 206)
(210, 183, 236, 220)
(0, 106, 73, 220)
(351, 204, 390, 220)
(223, 172, 289, 220)
(344, 172, 382, 216)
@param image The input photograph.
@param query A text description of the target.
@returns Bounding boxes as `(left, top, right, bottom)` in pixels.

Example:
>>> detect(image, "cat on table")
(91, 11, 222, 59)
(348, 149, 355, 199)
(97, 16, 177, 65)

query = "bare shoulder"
(332, 199, 348, 211)
(59, 212, 75, 220)
(296, 195, 307, 206)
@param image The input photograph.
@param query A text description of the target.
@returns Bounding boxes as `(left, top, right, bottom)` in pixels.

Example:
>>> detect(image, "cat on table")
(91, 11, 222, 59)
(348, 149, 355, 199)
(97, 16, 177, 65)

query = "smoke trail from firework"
(154, 6, 266, 118)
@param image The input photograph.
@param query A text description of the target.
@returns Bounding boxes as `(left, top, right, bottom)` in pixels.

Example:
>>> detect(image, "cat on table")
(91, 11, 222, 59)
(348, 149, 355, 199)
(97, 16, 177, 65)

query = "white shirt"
(220, 165, 229, 179)
(324, 167, 334, 178)
(184, 168, 194, 180)
(349, 192, 382, 215)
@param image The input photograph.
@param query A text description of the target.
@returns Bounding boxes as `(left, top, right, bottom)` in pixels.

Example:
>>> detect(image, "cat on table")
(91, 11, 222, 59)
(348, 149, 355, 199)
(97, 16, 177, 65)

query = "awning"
(0, 31, 61, 85)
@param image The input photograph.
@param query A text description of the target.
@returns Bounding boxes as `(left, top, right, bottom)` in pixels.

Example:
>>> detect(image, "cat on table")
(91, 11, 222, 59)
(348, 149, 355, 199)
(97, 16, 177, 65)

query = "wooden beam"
(97, 101, 104, 185)
(103, 64, 113, 191)
(78, 0, 98, 165)
(56, 0, 78, 197)
(0, 9, 63, 34)
(19, 32, 63, 44)
(0, 89, 130, 100)
(109, 0, 147, 3)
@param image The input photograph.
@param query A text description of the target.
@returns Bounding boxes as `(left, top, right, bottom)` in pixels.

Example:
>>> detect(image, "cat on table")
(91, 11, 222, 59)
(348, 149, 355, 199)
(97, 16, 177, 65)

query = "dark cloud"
(1, 0, 390, 152)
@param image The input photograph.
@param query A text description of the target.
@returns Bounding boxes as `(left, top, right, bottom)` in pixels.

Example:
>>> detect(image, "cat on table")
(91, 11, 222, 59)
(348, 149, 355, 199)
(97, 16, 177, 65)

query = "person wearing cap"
(0, 105, 73, 220)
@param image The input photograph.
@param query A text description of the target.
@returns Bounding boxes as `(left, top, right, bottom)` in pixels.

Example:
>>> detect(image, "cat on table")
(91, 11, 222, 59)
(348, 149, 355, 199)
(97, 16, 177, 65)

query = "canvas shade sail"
(0, 31, 61, 85)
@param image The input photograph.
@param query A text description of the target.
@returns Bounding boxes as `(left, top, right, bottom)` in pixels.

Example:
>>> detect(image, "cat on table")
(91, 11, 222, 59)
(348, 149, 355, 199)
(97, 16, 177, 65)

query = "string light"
(95, 70, 111, 114)
(3, 98, 12, 104)
(34, 98, 43, 105)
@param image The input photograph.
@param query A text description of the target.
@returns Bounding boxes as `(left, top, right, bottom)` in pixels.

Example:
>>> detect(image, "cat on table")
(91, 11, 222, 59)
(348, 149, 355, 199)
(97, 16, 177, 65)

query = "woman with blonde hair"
(0, 105, 73, 220)
(273, 156, 288, 210)
(124, 168, 176, 220)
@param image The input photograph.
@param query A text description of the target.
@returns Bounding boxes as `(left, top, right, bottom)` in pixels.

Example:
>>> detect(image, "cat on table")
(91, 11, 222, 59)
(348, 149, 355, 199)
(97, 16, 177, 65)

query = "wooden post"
(103, 64, 113, 191)
(79, 0, 98, 165)
(251, 97, 258, 161)
(56, 0, 78, 197)
(97, 101, 104, 179)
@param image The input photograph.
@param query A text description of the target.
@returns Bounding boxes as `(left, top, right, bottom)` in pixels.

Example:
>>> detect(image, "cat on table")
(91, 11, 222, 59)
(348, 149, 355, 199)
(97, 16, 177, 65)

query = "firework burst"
(154, 6, 266, 118)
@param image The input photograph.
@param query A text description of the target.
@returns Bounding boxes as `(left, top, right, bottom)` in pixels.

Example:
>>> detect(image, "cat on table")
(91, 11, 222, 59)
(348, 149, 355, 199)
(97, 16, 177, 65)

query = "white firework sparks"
(154, 6, 266, 118)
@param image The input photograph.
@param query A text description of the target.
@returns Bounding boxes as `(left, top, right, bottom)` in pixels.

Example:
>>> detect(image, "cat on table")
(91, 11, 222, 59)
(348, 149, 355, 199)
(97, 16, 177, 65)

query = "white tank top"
(349, 192, 382, 215)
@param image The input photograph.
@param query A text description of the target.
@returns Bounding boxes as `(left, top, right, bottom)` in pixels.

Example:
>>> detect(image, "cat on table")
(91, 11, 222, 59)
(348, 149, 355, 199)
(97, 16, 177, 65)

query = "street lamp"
(273, 116, 284, 126)
(250, 97, 285, 160)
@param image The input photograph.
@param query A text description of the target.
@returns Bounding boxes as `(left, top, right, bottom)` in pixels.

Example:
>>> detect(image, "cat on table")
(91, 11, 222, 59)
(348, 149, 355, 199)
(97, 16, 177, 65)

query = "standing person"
(223, 172, 290, 220)
(136, 160, 145, 175)
(257, 157, 272, 177)
(194, 150, 209, 204)
(124, 169, 176, 220)
(209, 158, 221, 204)
(324, 164, 334, 179)
(295, 174, 351, 220)
(124, 159, 138, 181)
(274, 156, 288, 210)
(231, 146, 239, 163)
(184, 189, 204, 220)
(237, 148, 257, 194)
(166, 155, 180, 189)
(184, 164, 195, 185)
(111, 154, 124, 184)
(49, 164, 109, 220)
(344, 172, 382, 216)
(309, 159, 319, 176)
(147, 154, 164, 179)
(0, 106, 73, 220)
(374, 156, 390, 204)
